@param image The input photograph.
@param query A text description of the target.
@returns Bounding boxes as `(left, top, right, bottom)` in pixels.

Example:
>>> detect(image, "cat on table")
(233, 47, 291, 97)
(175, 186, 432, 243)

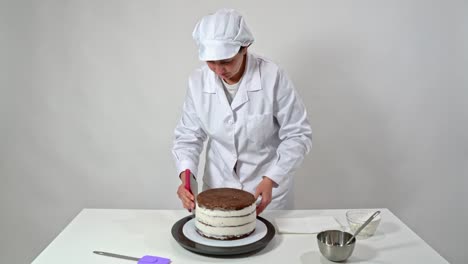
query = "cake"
(195, 187, 257, 240)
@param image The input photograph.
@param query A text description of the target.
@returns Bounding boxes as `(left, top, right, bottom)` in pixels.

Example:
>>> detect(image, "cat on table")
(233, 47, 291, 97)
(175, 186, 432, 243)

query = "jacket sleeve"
(172, 83, 207, 178)
(264, 68, 312, 187)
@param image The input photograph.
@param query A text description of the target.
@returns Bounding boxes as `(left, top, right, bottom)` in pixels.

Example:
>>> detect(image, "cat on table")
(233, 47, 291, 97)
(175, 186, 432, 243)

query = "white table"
(32, 209, 448, 264)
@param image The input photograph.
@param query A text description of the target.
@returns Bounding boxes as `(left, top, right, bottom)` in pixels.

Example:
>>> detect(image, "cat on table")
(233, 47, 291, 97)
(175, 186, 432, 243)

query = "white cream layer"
(195, 210, 256, 226)
(195, 220, 256, 238)
(196, 203, 256, 217)
(196, 208, 256, 227)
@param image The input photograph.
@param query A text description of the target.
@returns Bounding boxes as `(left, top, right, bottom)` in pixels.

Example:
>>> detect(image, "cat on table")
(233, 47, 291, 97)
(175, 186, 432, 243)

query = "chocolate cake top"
(197, 188, 256, 210)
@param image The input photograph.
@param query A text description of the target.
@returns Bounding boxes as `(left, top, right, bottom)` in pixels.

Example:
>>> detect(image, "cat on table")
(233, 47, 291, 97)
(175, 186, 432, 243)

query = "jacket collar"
(202, 53, 262, 93)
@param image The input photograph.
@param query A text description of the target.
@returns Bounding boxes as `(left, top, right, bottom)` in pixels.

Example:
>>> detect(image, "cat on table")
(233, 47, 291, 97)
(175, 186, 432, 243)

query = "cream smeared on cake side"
(194, 188, 257, 240)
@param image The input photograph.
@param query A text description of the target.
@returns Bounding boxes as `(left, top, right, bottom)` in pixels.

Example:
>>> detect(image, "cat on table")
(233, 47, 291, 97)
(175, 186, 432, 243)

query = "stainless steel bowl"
(317, 230, 356, 262)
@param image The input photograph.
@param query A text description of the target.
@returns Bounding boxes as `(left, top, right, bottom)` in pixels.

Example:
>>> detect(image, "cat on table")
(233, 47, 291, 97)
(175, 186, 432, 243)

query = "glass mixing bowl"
(346, 209, 381, 238)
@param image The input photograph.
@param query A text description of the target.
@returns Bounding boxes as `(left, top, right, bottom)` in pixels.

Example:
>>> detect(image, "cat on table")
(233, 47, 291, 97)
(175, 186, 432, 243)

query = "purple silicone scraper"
(93, 251, 171, 264)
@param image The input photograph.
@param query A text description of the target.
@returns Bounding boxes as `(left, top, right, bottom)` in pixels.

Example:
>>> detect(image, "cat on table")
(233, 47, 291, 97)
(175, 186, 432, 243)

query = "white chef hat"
(192, 9, 254, 61)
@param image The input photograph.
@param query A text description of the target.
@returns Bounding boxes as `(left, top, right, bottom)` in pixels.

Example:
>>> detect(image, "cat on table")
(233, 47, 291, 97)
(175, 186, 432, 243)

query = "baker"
(173, 9, 312, 215)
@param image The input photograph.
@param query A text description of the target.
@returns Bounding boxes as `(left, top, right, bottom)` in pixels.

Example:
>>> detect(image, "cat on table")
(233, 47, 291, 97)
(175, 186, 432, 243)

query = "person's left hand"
(254, 176, 275, 215)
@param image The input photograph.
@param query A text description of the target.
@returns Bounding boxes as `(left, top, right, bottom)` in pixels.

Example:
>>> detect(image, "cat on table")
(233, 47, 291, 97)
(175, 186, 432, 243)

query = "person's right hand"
(176, 171, 195, 211)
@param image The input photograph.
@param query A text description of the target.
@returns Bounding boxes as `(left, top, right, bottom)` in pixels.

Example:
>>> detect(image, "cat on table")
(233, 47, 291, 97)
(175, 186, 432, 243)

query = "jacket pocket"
(246, 113, 275, 146)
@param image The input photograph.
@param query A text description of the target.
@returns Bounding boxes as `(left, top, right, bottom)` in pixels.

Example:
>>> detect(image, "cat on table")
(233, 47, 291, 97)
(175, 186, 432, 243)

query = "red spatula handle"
(184, 169, 192, 194)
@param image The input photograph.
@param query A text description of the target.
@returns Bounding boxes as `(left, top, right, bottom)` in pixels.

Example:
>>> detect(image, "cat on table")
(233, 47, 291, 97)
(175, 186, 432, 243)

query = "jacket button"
(228, 120, 234, 125)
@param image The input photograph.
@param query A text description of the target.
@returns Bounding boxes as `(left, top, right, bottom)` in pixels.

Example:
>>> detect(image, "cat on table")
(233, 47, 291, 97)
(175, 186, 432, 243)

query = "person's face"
(206, 47, 247, 83)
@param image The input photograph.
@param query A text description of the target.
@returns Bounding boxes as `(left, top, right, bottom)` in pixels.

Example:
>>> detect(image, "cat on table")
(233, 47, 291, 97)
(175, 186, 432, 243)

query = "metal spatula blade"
(93, 251, 171, 264)
(93, 251, 139, 261)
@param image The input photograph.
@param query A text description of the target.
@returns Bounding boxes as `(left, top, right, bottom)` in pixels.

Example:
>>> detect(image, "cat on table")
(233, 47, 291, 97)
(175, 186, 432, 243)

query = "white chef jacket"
(172, 53, 312, 209)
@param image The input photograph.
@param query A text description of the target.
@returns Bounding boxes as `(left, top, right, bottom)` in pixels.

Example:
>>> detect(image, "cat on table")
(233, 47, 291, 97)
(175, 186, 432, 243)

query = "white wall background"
(1, 0, 467, 263)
